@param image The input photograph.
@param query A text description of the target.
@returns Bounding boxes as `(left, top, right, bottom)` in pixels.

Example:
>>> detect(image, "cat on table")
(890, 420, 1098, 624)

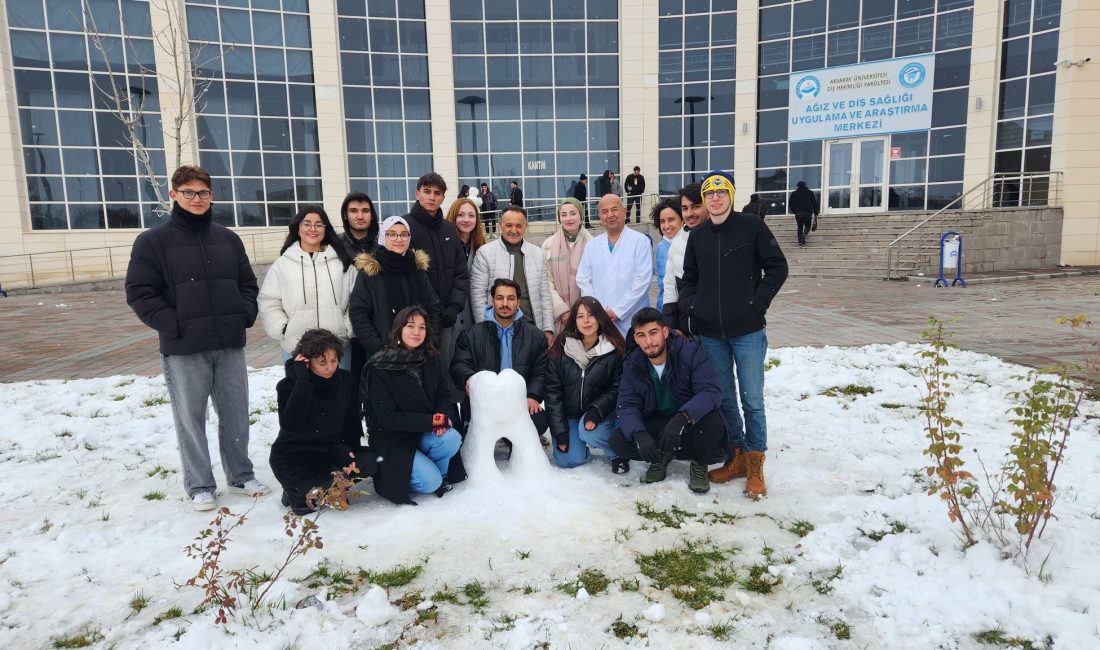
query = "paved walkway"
(2, 274, 1097, 383)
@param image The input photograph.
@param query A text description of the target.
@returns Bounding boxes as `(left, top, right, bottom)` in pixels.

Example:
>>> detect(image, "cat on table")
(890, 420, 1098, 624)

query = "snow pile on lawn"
(0, 343, 1098, 649)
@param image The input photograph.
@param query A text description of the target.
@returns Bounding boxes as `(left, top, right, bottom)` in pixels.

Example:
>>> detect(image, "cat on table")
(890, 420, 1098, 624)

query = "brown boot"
(744, 451, 767, 498)
(708, 446, 747, 483)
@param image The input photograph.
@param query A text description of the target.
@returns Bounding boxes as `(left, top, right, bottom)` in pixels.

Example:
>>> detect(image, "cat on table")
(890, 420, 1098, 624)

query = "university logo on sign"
(794, 76, 822, 100)
(898, 62, 927, 89)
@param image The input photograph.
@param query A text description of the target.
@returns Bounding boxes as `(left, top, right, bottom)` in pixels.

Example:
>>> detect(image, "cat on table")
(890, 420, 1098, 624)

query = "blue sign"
(898, 62, 927, 89)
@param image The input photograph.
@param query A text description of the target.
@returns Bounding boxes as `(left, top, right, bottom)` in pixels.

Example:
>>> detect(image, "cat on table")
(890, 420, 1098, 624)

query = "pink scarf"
(547, 226, 591, 316)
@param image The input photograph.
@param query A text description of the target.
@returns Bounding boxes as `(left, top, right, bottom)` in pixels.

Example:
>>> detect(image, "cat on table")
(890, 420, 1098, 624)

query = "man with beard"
(610, 308, 725, 494)
(340, 192, 379, 255)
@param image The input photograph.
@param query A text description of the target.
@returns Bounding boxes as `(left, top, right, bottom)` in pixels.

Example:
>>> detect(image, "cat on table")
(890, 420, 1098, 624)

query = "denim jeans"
(163, 348, 256, 497)
(281, 343, 351, 370)
(699, 329, 768, 453)
(553, 418, 617, 468)
(409, 428, 462, 494)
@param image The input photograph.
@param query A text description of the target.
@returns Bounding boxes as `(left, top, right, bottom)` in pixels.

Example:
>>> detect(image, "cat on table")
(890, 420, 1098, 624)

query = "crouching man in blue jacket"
(610, 308, 726, 494)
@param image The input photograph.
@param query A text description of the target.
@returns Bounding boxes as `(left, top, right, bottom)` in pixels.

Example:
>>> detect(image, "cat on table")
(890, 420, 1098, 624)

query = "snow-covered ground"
(1, 344, 1098, 649)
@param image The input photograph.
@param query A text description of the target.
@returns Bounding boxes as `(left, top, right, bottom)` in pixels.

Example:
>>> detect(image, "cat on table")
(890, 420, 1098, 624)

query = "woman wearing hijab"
(259, 206, 356, 367)
(541, 198, 593, 331)
(349, 215, 442, 358)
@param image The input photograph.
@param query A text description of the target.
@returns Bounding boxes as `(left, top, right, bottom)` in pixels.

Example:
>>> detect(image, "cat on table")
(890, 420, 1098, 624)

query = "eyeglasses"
(178, 189, 212, 200)
(703, 190, 729, 199)
(300, 222, 326, 231)
(385, 232, 411, 241)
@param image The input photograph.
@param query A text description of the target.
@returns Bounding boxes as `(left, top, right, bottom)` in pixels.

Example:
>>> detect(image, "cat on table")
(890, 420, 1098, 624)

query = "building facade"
(0, 0, 1096, 287)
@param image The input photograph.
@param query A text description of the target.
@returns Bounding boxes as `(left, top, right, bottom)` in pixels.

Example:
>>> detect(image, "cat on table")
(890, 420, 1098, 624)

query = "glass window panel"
(257, 83, 288, 116)
(926, 183, 962, 209)
(485, 0, 517, 20)
(931, 89, 967, 127)
(711, 11, 736, 47)
(263, 152, 292, 176)
(404, 89, 429, 120)
(489, 153, 522, 178)
(223, 46, 255, 80)
(486, 23, 519, 55)
(375, 121, 403, 151)
(710, 114, 734, 146)
(520, 22, 552, 54)
(554, 22, 586, 53)
(757, 110, 788, 143)
(1030, 32, 1058, 75)
(12, 31, 51, 68)
(756, 168, 787, 191)
(588, 0, 616, 19)
(105, 204, 141, 229)
(792, 36, 825, 72)
(712, 47, 735, 79)
(8, 1, 46, 29)
(897, 0, 935, 19)
(523, 89, 554, 118)
(556, 122, 587, 150)
(253, 12, 282, 47)
(265, 177, 294, 202)
(998, 78, 1025, 120)
(928, 156, 964, 183)
(1026, 116, 1053, 147)
(15, 70, 54, 107)
(554, 56, 586, 86)
(371, 54, 400, 85)
(936, 9, 973, 50)
(790, 140, 822, 165)
(1034, 0, 1061, 31)
(758, 76, 789, 110)
(659, 118, 681, 148)
(260, 117, 290, 150)
(997, 119, 1024, 149)
(56, 110, 93, 146)
(197, 114, 230, 149)
(895, 17, 934, 56)
(99, 149, 135, 175)
(457, 154, 487, 177)
(399, 21, 427, 54)
(30, 203, 67, 230)
(284, 15, 311, 48)
(27, 175, 64, 202)
(659, 17, 682, 50)
(348, 153, 375, 177)
(861, 24, 893, 62)
(70, 203, 105, 229)
(589, 55, 618, 86)
(46, 0, 82, 31)
(451, 0, 482, 20)
(759, 41, 790, 75)
(64, 149, 98, 175)
(888, 185, 924, 210)
(521, 56, 553, 85)
(104, 177, 138, 201)
(995, 149, 1022, 174)
(553, 0, 585, 19)
(401, 55, 428, 86)
(519, 0, 551, 20)
(934, 49, 971, 89)
(793, 0, 825, 37)
(295, 153, 320, 176)
(1003, 0, 1030, 38)
(453, 57, 485, 88)
(829, 0, 859, 30)
(457, 122, 487, 152)
(930, 127, 965, 155)
(452, 23, 483, 54)
(828, 29, 859, 66)
(890, 159, 926, 184)
(757, 143, 787, 168)
(684, 15, 708, 49)
(788, 166, 821, 190)
(1028, 75, 1055, 116)
(488, 56, 519, 87)
(339, 18, 367, 51)
(523, 121, 554, 151)
(588, 88, 618, 118)
(588, 22, 618, 53)
(286, 50, 312, 82)
(684, 49, 709, 82)
(709, 146, 734, 170)
(862, 0, 894, 25)
(96, 112, 131, 148)
(291, 119, 318, 150)
(490, 122, 521, 151)
(255, 47, 286, 81)
(1000, 38, 1028, 80)
(760, 5, 790, 41)
(341, 52, 370, 84)
(891, 131, 928, 157)
(588, 121, 618, 150)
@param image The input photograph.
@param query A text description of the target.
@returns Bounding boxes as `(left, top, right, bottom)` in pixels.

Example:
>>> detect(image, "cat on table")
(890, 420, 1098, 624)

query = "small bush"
(557, 568, 610, 597)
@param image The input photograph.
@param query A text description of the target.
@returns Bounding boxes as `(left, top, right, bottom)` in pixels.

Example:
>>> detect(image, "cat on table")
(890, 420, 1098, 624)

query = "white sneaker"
(228, 479, 271, 497)
(191, 491, 216, 511)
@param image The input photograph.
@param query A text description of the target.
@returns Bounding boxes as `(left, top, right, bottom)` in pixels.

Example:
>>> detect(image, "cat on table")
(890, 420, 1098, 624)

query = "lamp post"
(457, 94, 486, 180)
(675, 95, 707, 182)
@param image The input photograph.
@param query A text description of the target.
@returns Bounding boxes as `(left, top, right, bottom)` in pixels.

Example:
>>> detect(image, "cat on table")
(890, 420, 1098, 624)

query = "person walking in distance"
(125, 165, 270, 511)
(478, 182, 499, 235)
(624, 166, 646, 223)
(510, 180, 524, 207)
(679, 170, 788, 499)
(788, 181, 819, 247)
(572, 174, 590, 228)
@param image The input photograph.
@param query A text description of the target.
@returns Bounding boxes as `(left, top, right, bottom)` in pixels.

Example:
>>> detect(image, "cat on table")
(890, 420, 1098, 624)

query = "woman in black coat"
(364, 305, 464, 505)
(270, 329, 377, 515)
(544, 296, 627, 472)
(349, 216, 442, 357)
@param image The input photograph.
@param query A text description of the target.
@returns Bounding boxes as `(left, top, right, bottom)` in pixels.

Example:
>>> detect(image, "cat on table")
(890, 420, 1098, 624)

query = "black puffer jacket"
(404, 203, 470, 328)
(544, 339, 622, 446)
(349, 249, 441, 357)
(450, 318, 549, 402)
(680, 213, 788, 339)
(125, 204, 258, 355)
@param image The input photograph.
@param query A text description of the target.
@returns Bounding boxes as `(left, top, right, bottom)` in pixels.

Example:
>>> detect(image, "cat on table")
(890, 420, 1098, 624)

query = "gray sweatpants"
(162, 348, 256, 497)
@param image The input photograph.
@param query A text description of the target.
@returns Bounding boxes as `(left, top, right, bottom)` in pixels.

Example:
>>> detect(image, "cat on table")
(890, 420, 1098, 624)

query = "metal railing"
(884, 171, 1063, 279)
(477, 192, 663, 225)
(0, 229, 287, 291)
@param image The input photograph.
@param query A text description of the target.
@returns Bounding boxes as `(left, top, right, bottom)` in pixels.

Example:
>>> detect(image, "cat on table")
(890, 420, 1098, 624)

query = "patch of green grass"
(39, 518, 53, 534)
(515, 549, 532, 560)
(417, 607, 438, 623)
(301, 561, 359, 598)
(129, 590, 151, 614)
(821, 384, 876, 398)
(431, 585, 461, 605)
(492, 612, 518, 631)
(635, 501, 696, 529)
(636, 540, 737, 609)
(56, 430, 74, 438)
(522, 585, 536, 595)
(142, 396, 169, 407)
(818, 615, 851, 640)
(785, 519, 815, 538)
(88, 409, 108, 418)
(614, 527, 633, 542)
(706, 619, 736, 641)
(146, 465, 175, 479)
(973, 629, 1053, 649)
(358, 564, 423, 589)
(810, 564, 844, 595)
(393, 591, 422, 610)
(51, 628, 104, 648)
(82, 441, 96, 452)
(142, 491, 166, 501)
(880, 402, 909, 409)
(112, 395, 126, 401)
(764, 358, 781, 371)
(609, 618, 645, 640)
(739, 563, 782, 594)
(153, 606, 183, 625)
(557, 568, 610, 597)
(616, 576, 640, 592)
(699, 510, 743, 525)
(859, 518, 908, 542)
(462, 580, 490, 612)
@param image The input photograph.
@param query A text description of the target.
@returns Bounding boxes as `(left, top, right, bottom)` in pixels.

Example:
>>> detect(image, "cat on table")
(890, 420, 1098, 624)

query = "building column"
(734, 0, 759, 194)
(424, 0, 458, 204)
(1051, 0, 1100, 265)
(961, 0, 1001, 196)
(150, 0, 197, 169)
(620, 0, 659, 201)
(0, 1, 29, 261)
(308, 1, 349, 214)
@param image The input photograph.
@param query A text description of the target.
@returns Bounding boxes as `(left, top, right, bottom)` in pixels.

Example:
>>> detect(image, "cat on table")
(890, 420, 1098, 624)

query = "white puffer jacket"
(258, 242, 356, 353)
(470, 238, 555, 333)
(663, 228, 691, 305)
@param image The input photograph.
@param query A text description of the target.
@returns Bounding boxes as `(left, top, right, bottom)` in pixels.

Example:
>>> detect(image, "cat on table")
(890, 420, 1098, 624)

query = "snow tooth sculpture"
(461, 369, 553, 487)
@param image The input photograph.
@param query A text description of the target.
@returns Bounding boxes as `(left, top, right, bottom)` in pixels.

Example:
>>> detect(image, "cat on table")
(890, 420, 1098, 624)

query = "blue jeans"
(553, 418, 617, 468)
(282, 343, 351, 370)
(409, 428, 462, 494)
(699, 329, 768, 453)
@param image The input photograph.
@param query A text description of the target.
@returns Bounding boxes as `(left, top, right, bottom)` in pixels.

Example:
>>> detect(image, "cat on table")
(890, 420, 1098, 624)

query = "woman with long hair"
(541, 198, 593, 332)
(349, 216, 442, 358)
(650, 197, 684, 310)
(364, 306, 463, 504)
(259, 206, 356, 367)
(544, 296, 627, 472)
(445, 198, 488, 394)
(270, 328, 376, 515)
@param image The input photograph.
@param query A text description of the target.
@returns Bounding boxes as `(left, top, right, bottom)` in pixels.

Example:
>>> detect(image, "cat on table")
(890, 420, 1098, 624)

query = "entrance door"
(824, 138, 887, 213)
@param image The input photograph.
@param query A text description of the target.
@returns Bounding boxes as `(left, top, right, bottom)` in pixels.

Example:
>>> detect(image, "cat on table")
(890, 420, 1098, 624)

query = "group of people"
(571, 167, 647, 227)
(125, 164, 788, 516)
